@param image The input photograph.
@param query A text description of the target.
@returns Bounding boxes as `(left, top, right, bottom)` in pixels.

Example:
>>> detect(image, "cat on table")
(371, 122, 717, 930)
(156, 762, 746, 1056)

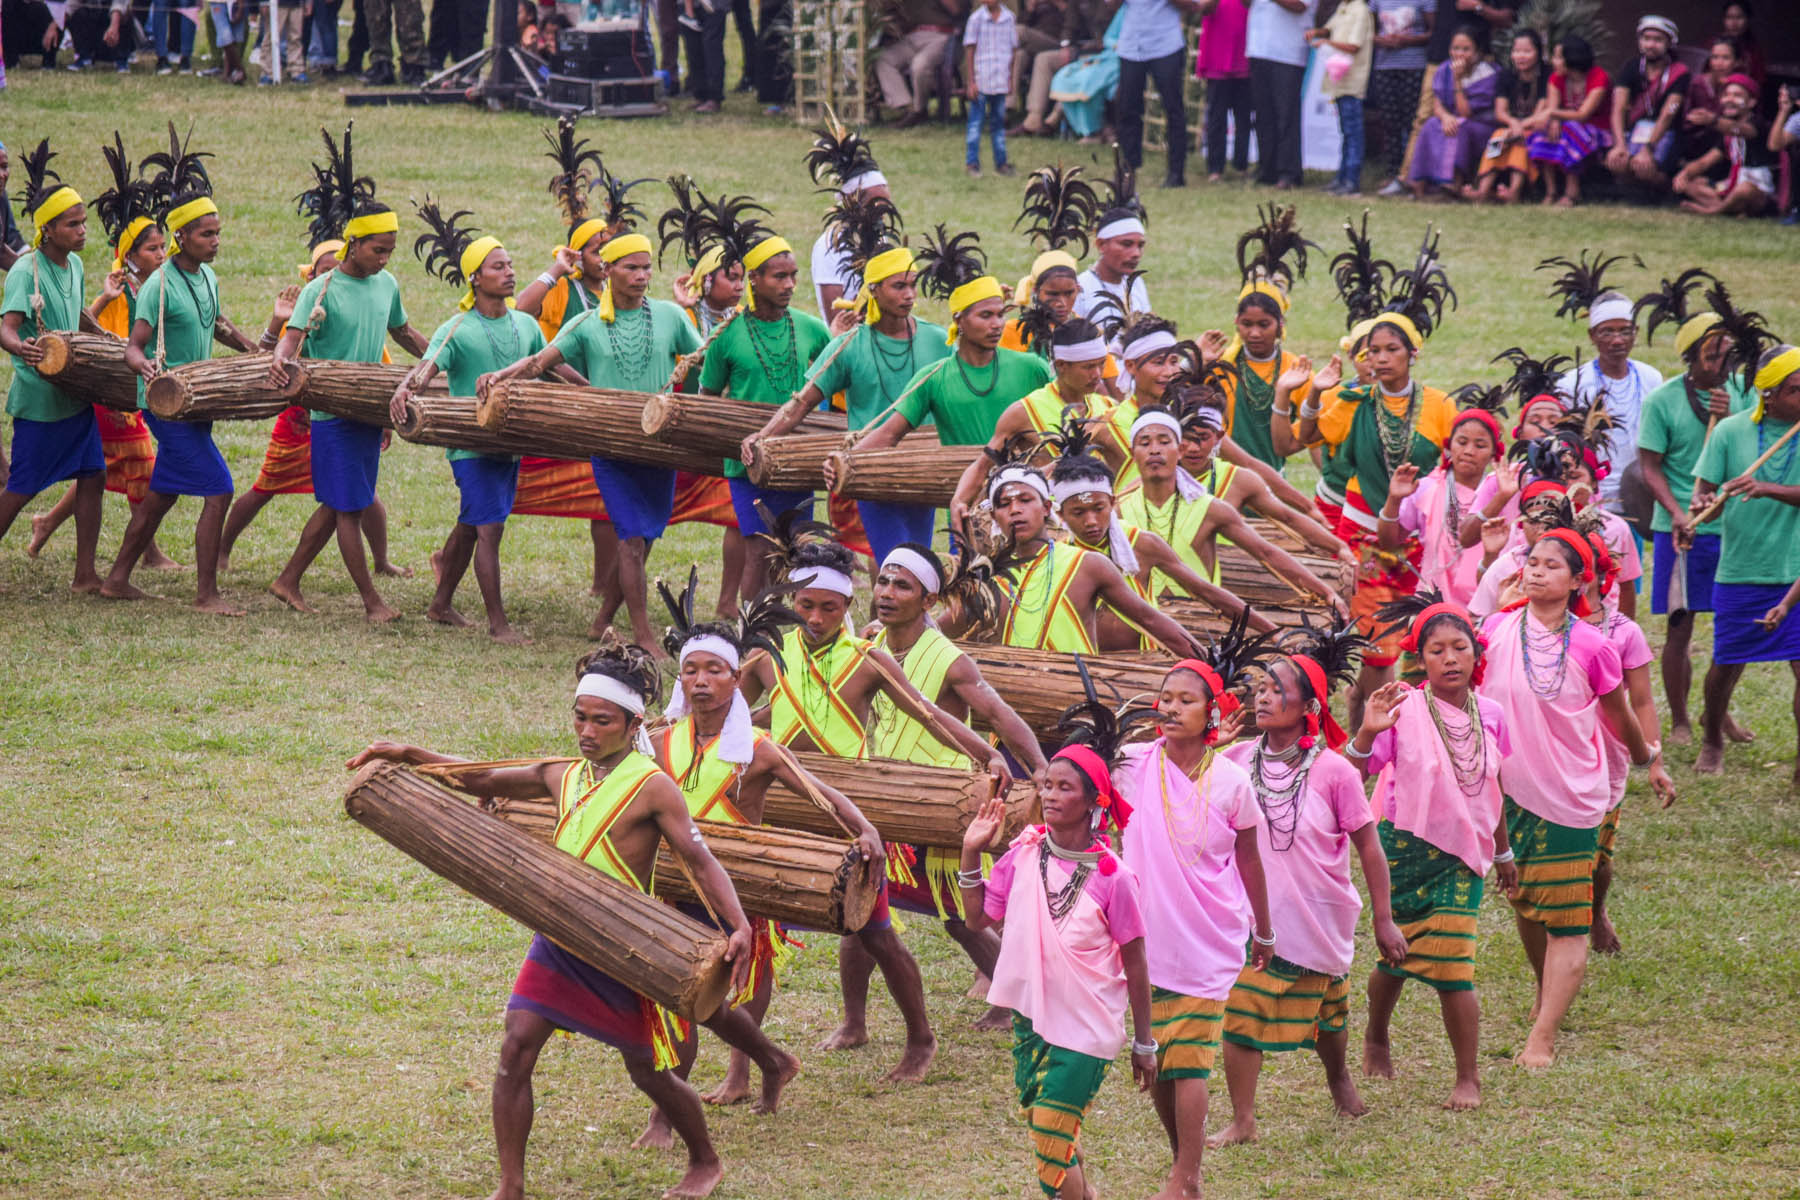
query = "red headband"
(1519, 479, 1568, 507)
(1512, 393, 1565, 438)
(1401, 601, 1489, 685)
(1169, 658, 1237, 742)
(1586, 530, 1618, 596)
(1288, 654, 1348, 750)
(1448, 409, 1505, 457)
(1051, 745, 1133, 833)
(1535, 528, 1596, 617)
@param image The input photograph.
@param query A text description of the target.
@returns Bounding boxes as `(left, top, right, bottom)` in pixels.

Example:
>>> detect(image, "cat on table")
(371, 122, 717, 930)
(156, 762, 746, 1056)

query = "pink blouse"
(1595, 609, 1653, 808)
(1367, 689, 1511, 875)
(1397, 469, 1485, 608)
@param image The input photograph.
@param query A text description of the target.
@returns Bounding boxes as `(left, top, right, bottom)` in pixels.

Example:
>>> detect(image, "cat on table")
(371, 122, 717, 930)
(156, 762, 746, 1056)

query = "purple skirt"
(1527, 120, 1610, 169)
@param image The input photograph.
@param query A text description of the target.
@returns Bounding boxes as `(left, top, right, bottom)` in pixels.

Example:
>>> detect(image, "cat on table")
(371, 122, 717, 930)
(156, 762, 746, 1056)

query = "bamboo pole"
(1689, 420, 1800, 526)
(475, 379, 726, 474)
(34, 331, 143, 413)
(343, 762, 733, 1021)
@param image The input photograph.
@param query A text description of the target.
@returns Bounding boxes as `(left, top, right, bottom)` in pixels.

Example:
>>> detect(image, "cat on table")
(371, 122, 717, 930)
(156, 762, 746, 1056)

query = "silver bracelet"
(1492, 847, 1515, 864)
(1273, 404, 1294, 420)
(955, 868, 984, 888)
(1298, 400, 1322, 420)
(1343, 740, 1371, 760)
(258, 329, 279, 349)
(1252, 930, 1276, 947)
(537, 271, 559, 288)
(1131, 1037, 1158, 1055)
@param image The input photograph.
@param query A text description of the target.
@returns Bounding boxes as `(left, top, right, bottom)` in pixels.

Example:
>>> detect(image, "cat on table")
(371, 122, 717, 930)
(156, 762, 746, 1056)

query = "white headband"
(881, 547, 942, 596)
(988, 466, 1051, 505)
(791, 565, 856, 597)
(1191, 405, 1225, 432)
(664, 639, 757, 765)
(1052, 337, 1109, 364)
(1122, 329, 1177, 363)
(1097, 217, 1146, 241)
(1051, 476, 1113, 504)
(840, 170, 888, 194)
(575, 672, 648, 717)
(679, 634, 741, 671)
(1588, 296, 1635, 329)
(1129, 410, 1183, 444)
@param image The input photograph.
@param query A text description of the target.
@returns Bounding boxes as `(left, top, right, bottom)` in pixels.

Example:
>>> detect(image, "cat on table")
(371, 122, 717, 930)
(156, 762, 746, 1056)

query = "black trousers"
(688, 0, 728, 100)
(1202, 73, 1252, 174)
(68, 5, 137, 63)
(3, 0, 57, 67)
(753, 0, 790, 104)
(426, 0, 485, 64)
(1249, 55, 1304, 185)
(348, 0, 370, 70)
(731, 0, 753, 82)
(1116, 48, 1188, 179)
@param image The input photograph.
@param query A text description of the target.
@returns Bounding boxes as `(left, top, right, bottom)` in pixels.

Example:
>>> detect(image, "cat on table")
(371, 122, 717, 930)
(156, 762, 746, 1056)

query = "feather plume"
(1537, 249, 1641, 320)
(596, 167, 653, 235)
(1039, 407, 1099, 463)
(15, 139, 62, 211)
(1490, 346, 1574, 407)
(1094, 143, 1144, 221)
(1235, 203, 1320, 289)
(1279, 611, 1370, 696)
(410, 196, 479, 288)
(1198, 604, 1281, 696)
(1331, 211, 1393, 328)
(659, 568, 800, 667)
(1383, 224, 1457, 338)
(804, 109, 881, 188)
(543, 115, 605, 225)
(1371, 585, 1476, 647)
(656, 175, 774, 270)
(751, 501, 841, 584)
(1632, 266, 1719, 345)
(1705, 280, 1776, 393)
(1012, 300, 1061, 357)
(912, 224, 987, 301)
(93, 133, 157, 248)
(1014, 164, 1100, 257)
(1506, 437, 1572, 488)
(939, 538, 1005, 641)
(1083, 278, 1143, 343)
(822, 189, 903, 273)
(1054, 657, 1161, 760)
(140, 121, 214, 216)
(294, 122, 379, 246)
(1448, 382, 1509, 415)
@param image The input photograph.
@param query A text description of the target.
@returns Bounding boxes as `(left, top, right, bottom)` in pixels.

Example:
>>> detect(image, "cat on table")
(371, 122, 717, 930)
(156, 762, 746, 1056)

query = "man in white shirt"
(1246, 0, 1318, 189)
(1074, 207, 1151, 323)
(812, 168, 894, 318)
(1555, 290, 1664, 513)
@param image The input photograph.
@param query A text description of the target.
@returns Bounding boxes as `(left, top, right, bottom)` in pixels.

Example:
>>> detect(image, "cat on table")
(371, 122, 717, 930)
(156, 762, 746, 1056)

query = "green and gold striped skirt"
(1378, 819, 1484, 991)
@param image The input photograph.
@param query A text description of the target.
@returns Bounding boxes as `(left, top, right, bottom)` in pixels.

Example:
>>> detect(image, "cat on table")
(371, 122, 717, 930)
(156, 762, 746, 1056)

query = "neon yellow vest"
(1117, 487, 1218, 591)
(1022, 386, 1140, 491)
(770, 628, 870, 757)
(999, 541, 1099, 653)
(868, 625, 971, 767)
(657, 716, 770, 824)
(553, 752, 665, 891)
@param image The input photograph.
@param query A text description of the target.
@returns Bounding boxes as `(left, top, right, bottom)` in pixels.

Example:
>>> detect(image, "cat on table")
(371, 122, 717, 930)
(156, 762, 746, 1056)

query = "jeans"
(1334, 94, 1364, 188)
(1249, 56, 1304, 185)
(1117, 48, 1188, 179)
(309, 0, 339, 65)
(150, 0, 196, 59)
(966, 92, 1007, 166)
(1202, 73, 1252, 174)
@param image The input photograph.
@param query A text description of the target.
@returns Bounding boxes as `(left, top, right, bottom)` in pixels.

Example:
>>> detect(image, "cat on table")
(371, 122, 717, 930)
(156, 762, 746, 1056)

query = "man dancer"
(1075, 206, 1151, 321)
(1556, 289, 1663, 517)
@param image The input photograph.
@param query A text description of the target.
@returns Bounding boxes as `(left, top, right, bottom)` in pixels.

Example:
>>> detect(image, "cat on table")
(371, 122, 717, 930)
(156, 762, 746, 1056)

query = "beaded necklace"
(1039, 834, 1099, 924)
(1375, 382, 1423, 476)
(478, 308, 523, 366)
(869, 324, 918, 407)
(1236, 348, 1278, 415)
(1425, 690, 1489, 798)
(955, 351, 1000, 398)
(1008, 542, 1058, 617)
(170, 262, 218, 334)
(1157, 744, 1216, 867)
(1249, 736, 1315, 852)
(604, 302, 657, 390)
(745, 310, 801, 391)
(1519, 608, 1575, 699)
(1754, 417, 1800, 484)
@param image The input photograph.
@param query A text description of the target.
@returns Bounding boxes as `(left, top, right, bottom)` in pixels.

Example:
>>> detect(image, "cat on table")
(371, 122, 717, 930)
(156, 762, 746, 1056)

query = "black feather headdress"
(656, 175, 774, 270)
(1013, 299, 1061, 358)
(1040, 407, 1100, 464)
(294, 122, 380, 247)
(912, 224, 988, 301)
(1055, 657, 1163, 761)
(1372, 585, 1477, 649)
(804, 109, 881, 189)
(1383, 225, 1457, 339)
(1279, 611, 1370, 698)
(1015, 164, 1100, 257)
(659, 566, 799, 667)
(411, 196, 480, 289)
(93, 133, 157, 250)
(543, 115, 605, 226)
(1448, 381, 1510, 418)
(938, 539, 1005, 640)
(1490, 346, 1574, 407)
(1094, 143, 1144, 222)
(1505, 437, 1573, 490)
(140, 122, 214, 217)
(1236, 203, 1320, 290)
(1537, 249, 1640, 321)
(1082, 278, 1144, 344)
(15, 139, 64, 214)
(822, 189, 903, 273)
(1706, 281, 1776, 393)
(1331, 211, 1393, 328)
(752, 501, 843, 585)
(1633, 266, 1719, 346)
(595, 166, 653, 236)
(1183, 605, 1280, 714)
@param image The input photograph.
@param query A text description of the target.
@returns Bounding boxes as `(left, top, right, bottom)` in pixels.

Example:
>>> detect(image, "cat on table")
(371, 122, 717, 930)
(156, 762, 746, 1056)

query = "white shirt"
(1246, 0, 1317, 67)
(1557, 358, 1663, 509)
(1073, 267, 1151, 322)
(810, 228, 857, 320)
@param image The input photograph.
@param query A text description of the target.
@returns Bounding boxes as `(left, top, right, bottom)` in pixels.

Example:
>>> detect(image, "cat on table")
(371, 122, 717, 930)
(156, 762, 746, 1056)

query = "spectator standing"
(361, 0, 426, 84)
(205, 0, 249, 82)
(1467, 27, 1548, 203)
(1194, 0, 1250, 181)
(1718, 1, 1762, 91)
(150, 0, 195, 73)
(754, 0, 795, 109)
(1771, 82, 1799, 224)
(426, 0, 486, 69)
(876, 0, 965, 126)
(691, 0, 733, 110)
(308, 0, 341, 73)
(1406, 25, 1498, 197)
(1605, 15, 1689, 197)
(1309, 0, 1373, 195)
(1011, 0, 1114, 137)
(1368, 0, 1434, 196)
(963, 0, 1019, 175)
(1115, 0, 1199, 188)
(259, 0, 310, 82)
(1526, 34, 1610, 206)
(1246, 0, 1317, 190)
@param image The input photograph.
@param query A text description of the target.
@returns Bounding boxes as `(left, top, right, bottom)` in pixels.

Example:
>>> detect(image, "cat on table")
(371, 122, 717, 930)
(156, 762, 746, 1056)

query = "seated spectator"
(1605, 15, 1690, 196)
(1527, 33, 1611, 207)
(1013, 0, 1115, 137)
(1407, 24, 1497, 198)
(2, 0, 61, 70)
(1772, 83, 1799, 224)
(1011, 0, 1064, 113)
(1673, 74, 1773, 215)
(1719, 1, 1763, 90)
(1048, 2, 1125, 140)
(65, 0, 138, 71)
(1467, 27, 1549, 204)
(875, 0, 967, 127)
(1683, 35, 1740, 131)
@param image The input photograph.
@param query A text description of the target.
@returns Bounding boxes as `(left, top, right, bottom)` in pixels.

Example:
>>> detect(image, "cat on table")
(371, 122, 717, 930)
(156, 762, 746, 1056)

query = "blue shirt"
(1116, 0, 1185, 62)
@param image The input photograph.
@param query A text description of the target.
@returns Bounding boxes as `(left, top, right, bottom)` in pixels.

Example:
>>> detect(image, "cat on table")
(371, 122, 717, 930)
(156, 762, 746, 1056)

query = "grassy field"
(2, 72, 1799, 1200)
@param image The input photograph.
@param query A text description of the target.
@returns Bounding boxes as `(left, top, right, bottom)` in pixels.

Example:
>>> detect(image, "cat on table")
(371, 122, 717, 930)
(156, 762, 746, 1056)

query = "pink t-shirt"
(1194, 0, 1248, 79)
(1397, 469, 1485, 608)
(1479, 607, 1624, 828)
(1368, 689, 1511, 875)
(1594, 509, 1643, 587)
(1470, 524, 1639, 622)
(1220, 741, 1371, 977)
(1119, 741, 1264, 1000)
(1594, 609, 1653, 808)
(985, 828, 1147, 1060)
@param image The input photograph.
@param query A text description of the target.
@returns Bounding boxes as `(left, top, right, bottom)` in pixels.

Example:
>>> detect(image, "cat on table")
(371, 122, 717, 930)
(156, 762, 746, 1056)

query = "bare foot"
(1694, 743, 1725, 775)
(972, 1005, 1011, 1033)
(145, 545, 183, 570)
(751, 1050, 801, 1115)
(1148, 1182, 1203, 1200)
(1724, 715, 1755, 744)
(365, 601, 402, 624)
(881, 1035, 936, 1084)
(26, 513, 52, 557)
(1667, 721, 1692, 745)
(427, 603, 470, 628)
(816, 1024, 867, 1052)
(375, 560, 412, 578)
(663, 1158, 723, 1200)
(1362, 1034, 1395, 1079)
(194, 595, 247, 617)
(99, 579, 150, 601)
(1589, 909, 1622, 956)
(965, 972, 991, 1001)
(1443, 1077, 1482, 1111)
(485, 1182, 524, 1200)
(701, 1072, 750, 1107)
(632, 1108, 675, 1151)
(491, 625, 531, 646)
(1206, 1115, 1257, 1148)
(268, 579, 316, 613)
(1329, 1073, 1368, 1117)
(70, 574, 104, 595)
(1513, 1036, 1556, 1069)
(429, 549, 444, 584)
(587, 611, 612, 640)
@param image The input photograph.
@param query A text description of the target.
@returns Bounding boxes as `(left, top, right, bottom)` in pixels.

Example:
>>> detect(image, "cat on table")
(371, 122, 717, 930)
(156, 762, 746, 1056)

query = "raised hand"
(1359, 681, 1409, 735)
(1479, 515, 1510, 558)
(963, 794, 1008, 855)
(1387, 461, 1421, 501)
(1312, 352, 1344, 393)
(1277, 355, 1313, 393)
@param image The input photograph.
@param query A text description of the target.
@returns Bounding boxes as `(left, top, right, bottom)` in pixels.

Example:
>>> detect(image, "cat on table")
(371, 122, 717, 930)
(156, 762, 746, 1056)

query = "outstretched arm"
(1085, 557, 1205, 657)
(944, 656, 1049, 778)
(1233, 826, 1275, 970)
(1133, 529, 1276, 633)
(343, 741, 566, 798)
(1204, 499, 1348, 615)
(649, 779, 757, 995)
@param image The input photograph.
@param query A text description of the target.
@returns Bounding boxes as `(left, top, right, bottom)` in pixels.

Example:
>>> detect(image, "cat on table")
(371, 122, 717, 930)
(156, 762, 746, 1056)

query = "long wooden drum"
(344, 762, 733, 1021)
(1159, 594, 1318, 637)
(770, 750, 1031, 850)
(476, 379, 724, 474)
(147, 353, 308, 421)
(746, 429, 940, 493)
(1216, 543, 1347, 607)
(823, 439, 979, 507)
(33, 331, 140, 413)
(396, 393, 522, 456)
(658, 821, 881, 934)
(955, 643, 1170, 738)
(642, 392, 845, 460)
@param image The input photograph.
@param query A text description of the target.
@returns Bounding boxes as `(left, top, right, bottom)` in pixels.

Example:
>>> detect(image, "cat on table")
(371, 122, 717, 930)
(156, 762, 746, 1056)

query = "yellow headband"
(1238, 278, 1291, 314)
(742, 236, 793, 273)
(690, 244, 727, 283)
(1341, 316, 1382, 355)
(600, 232, 652, 264)
(112, 215, 155, 272)
(302, 240, 344, 280)
(31, 186, 82, 248)
(861, 246, 915, 323)
(1674, 312, 1723, 358)
(1014, 249, 1079, 308)
(457, 235, 505, 312)
(1752, 345, 1800, 421)
(1369, 313, 1423, 352)
(167, 197, 219, 236)
(568, 218, 608, 252)
(946, 275, 1004, 345)
(338, 210, 399, 257)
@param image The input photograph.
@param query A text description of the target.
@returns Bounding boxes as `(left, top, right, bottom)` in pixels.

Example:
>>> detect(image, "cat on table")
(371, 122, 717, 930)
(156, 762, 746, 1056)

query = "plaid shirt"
(962, 4, 1017, 95)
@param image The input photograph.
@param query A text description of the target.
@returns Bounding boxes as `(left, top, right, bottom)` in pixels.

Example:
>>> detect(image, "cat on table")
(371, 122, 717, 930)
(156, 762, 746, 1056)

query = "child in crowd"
(963, 0, 1019, 178)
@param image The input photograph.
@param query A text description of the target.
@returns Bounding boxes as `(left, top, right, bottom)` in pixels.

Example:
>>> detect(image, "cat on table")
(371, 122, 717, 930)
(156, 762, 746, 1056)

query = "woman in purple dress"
(1407, 26, 1500, 198)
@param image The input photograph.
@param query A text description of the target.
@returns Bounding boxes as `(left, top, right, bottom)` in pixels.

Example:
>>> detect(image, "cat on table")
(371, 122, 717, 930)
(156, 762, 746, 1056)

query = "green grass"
(2, 72, 1799, 1199)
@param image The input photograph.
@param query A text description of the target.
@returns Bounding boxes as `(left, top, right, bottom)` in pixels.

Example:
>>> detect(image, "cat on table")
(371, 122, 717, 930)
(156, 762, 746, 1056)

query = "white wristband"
(537, 271, 559, 288)
(1299, 399, 1322, 420)
(1492, 847, 1515, 864)
(1131, 1038, 1158, 1055)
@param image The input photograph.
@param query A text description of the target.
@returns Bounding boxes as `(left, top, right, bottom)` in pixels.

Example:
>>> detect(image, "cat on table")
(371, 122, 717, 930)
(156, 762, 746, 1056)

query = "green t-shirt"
(1693, 410, 1800, 586)
(1636, 372, 1756, 535)
(805, 319, 952, 431)
(698, 307, 831, 477)
(894, 347, 1054, 446)
(554, 299, 702, 394)
(286, 267, 408, 421)
(2, 249, 86, 422)
(133, 262, 220, 408)
(425, 307, 547, 462)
